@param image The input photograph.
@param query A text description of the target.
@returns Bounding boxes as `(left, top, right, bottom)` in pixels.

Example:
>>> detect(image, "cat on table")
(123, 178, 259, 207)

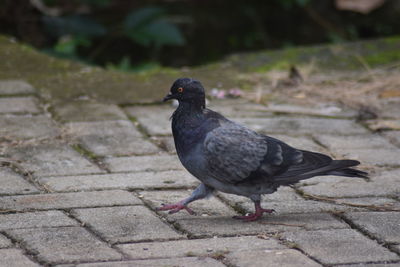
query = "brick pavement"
(0, 80, 400, 266)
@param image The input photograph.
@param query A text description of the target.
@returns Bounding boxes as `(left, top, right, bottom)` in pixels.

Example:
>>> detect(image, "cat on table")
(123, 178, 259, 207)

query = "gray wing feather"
(204, 123, 274, 183)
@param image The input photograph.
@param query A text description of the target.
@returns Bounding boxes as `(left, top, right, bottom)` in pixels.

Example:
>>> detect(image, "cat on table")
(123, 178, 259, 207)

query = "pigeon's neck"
(171, 101, 208, 157)
(174, 101, 205, 119)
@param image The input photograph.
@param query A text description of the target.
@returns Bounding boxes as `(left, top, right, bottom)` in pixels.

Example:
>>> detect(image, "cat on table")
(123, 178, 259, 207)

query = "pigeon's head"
(163, 78, 205, 107)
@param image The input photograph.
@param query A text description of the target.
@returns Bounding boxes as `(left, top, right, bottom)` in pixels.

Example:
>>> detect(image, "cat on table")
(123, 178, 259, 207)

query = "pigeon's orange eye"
(178, 87, 184, 93)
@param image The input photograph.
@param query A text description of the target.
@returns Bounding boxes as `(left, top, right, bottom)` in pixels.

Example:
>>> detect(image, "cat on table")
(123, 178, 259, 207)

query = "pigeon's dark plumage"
(158, 78, 368, 221)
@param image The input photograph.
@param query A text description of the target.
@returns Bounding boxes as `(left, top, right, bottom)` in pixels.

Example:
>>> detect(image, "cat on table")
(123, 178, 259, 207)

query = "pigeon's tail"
(274, 152, 368, 185)
(327, 162, 368, 178)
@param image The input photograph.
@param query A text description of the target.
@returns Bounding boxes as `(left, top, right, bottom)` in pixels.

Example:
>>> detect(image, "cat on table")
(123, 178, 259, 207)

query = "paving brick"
(6, 226, 122, 264)
(117, 236, 284, 259)
(343, 211, 400, 243)
(54, 100, 128, 122)
(330, 197, 400, 210)
(175, 213, 347, 238)
(39, 171, 198, 192)
(150, 136, 176, 153)
(72, 206, 183, 243)
(235, 117, 368, 135)
(366, 119, 400, 132)
(380, 100, 400, 119)
(139, 190, 236, 220)
(0, 234, 12, 248)
(0, 115, 59, 140)
(207, 98, 274, 118)
(384, 131, 400, 147)
(299, 169, 400, 198)
(225, 249, 322, 267)
(9, 144, 103, 177)
(339, 148, 400, 166)
(0, 190, 140, 211)
(73, 257, 225, 267)
(219, 191, 363, 215)
(0, 80, 35, 95)
(336, 264, 400, 267)
(65, 120, 142, 138)
(0, 210, 78, 230)
(316, 134, 397, 150)
(104, 154, 183, 173)
(0, 97, 40, 114)
(0, 248, 39, 266)
(0, 167, 39, 195)
(264, 103, 356, 118)
(282, 229, 399, 265)
(124, 105, 173, 136)
(65, 120, 160, 156)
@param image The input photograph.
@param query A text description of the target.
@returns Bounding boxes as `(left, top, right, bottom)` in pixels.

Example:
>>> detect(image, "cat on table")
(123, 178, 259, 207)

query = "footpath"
(0, 36, 400, 266)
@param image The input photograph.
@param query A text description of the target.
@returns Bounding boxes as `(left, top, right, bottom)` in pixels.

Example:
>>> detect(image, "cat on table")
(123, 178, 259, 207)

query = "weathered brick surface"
(343, 211, 400, 243)
(73, 257, 225, 267)
(174, 213, 348, 238)
(262, 103, 356, 117)
(6, 227, 122, 264)
(0, 249, 39, 266)
(1, 79, 400, 267)
(124, 105, 173, 136)
(342, 148, 400, 166)
(299, 169, 400, 198)
(0, 234, 12, 248)
(71, 206, 183, 243)
(282, 229, 399, 265)
(54, 101, 128, 122)
(117, 236, 284, 259)
(104, 154, 182, 173)
(235, 117, 368, 135)
(0, 167, 39, 195)
(220, 192, 363, 214)
(0, 190, 141, 211)
(0, 80, 35, 95)
(315, 134, 397, 150)
(8, 144, 103, 177)
(384, 130, 400, 147)
(0, 97, 40, 114)
(225, 249, 322, 267)
(65, 120, 160, 156)
(0, 115, 59, 140)
(39, 171, 198, 192)
(0, 210, 78, 230)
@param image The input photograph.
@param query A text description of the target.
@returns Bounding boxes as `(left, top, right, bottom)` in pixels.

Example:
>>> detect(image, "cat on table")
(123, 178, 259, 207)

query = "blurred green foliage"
(1, 0, 399, 72)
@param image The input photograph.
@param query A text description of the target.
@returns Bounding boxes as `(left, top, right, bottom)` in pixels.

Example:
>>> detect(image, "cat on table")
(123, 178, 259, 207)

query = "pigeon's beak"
(163, 92, 174, 102)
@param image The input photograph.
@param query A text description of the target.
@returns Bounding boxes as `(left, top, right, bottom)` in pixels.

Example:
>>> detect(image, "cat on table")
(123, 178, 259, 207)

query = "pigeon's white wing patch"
(204, 123, 270, 183)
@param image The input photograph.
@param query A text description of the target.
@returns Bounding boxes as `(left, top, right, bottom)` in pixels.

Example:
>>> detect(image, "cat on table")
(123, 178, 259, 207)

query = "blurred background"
(1, 0, 399, 72)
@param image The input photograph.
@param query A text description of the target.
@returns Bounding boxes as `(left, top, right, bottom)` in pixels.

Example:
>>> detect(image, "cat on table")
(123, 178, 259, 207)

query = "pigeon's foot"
(156, 202, 195, 215)
(233, 208, 275, 222)
(233, 200, 275, 222)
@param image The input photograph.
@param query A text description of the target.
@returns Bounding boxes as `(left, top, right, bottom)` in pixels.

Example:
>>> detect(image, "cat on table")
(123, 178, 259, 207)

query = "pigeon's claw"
(156, 203, 195, 215)
(233, 208, 275, 222)
(233, 201, 275, 222)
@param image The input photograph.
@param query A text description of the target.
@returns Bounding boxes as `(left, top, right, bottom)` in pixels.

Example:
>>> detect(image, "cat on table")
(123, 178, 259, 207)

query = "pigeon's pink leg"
(233, 201, 275, 222)
(156, 184, 213, 215)
(156, 200, 195, 215)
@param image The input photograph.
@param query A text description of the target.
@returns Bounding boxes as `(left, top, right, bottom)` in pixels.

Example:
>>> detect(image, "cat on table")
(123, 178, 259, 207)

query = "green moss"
(363, 50, 400, 66)
(1, 34, 400, 106)
(383, 35, 400, 45)
(254, 60, 292, 72)
(72, 144, 98, 160)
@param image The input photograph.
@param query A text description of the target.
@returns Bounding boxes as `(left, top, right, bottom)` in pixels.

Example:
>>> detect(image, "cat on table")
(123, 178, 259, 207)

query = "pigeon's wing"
(203, 122, 284, 184)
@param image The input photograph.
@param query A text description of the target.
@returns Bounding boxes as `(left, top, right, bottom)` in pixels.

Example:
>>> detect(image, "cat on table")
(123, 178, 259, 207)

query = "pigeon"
(158, 78, 368, 221)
